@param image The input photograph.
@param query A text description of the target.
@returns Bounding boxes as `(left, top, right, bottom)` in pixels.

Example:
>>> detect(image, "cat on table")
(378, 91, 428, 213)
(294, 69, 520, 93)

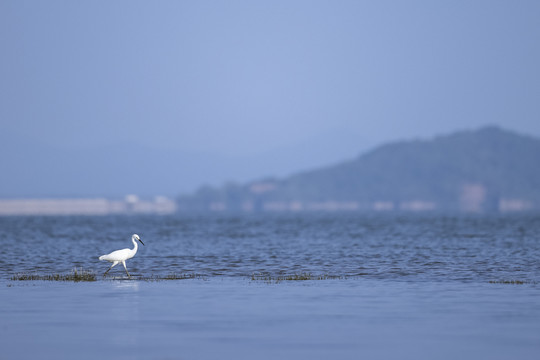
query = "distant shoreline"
(0, 196, 176, 216)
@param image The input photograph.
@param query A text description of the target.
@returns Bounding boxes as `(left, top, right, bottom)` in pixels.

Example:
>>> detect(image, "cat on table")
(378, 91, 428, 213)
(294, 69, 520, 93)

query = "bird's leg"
(122, 261, 131, 278)
(103, 261, 119, 276)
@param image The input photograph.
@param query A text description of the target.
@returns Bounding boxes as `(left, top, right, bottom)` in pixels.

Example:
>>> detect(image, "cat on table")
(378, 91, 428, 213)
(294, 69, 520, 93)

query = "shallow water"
(2, 278, 540, 360)
(1, 214, 540, 359)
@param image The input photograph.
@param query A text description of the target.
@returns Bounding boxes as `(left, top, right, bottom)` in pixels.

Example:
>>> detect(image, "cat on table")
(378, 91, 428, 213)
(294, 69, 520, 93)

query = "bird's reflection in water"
(111, 280, 140, 290)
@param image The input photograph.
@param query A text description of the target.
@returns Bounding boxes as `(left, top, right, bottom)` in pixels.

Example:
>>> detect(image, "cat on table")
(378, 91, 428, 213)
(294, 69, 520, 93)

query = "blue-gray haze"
(1, 1, 539, 197)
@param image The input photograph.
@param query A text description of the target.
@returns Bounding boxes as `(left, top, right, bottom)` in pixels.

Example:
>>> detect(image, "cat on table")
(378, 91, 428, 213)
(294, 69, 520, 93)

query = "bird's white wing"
(99, 248, 132, 261)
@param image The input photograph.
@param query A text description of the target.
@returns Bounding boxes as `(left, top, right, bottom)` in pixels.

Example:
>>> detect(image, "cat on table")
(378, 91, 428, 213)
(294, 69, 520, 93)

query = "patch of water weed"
(11, 268, 97, 282)
(488, 279, 537, 285)
(163, 273, 204, 280)
(106, 273, 207, 282)
(147, 273, 206, 281)
(251, 272, 347, 283)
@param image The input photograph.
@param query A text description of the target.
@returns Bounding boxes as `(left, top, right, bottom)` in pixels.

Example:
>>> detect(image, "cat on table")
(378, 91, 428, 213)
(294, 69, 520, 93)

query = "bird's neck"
(131, 239, 138, 254)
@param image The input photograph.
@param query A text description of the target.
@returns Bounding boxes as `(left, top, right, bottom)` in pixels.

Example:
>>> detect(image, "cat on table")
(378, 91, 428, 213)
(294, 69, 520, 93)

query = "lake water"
(1, 213, 539, 359)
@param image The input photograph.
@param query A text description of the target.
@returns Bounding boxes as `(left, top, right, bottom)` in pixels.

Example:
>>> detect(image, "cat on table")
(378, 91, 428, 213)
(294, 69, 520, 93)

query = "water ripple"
(0, 214, 539, 282)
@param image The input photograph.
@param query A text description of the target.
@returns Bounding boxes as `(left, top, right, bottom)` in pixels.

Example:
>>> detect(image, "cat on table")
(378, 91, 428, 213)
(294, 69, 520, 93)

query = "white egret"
(99, 234, 145, 278)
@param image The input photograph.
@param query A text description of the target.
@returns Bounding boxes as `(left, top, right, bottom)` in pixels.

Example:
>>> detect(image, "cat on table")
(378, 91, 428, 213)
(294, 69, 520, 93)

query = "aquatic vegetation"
(11, 268, 97, 282)
(163, 273, 204, 280)
(488, 279, 537, 285)
(9, 270, 206, 282)
(251, 272, 347, 283)
(147, 273, 206, 281)
(106, 273, 207, 282)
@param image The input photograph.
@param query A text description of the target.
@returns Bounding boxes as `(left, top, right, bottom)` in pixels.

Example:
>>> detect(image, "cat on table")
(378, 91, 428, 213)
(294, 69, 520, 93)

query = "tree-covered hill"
(178, 126, 540, 212)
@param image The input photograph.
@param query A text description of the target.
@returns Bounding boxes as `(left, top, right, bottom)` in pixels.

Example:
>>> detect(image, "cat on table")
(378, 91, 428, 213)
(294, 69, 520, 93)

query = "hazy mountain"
(179, 126, 540, 212)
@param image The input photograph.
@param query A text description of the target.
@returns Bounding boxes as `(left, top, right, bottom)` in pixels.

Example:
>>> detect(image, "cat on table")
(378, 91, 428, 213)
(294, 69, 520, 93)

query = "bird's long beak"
(139, 238, 145, 246)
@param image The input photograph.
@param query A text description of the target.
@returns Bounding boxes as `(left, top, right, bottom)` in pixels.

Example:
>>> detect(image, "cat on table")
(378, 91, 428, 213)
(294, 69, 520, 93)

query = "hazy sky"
(1, 1, 539, 197)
